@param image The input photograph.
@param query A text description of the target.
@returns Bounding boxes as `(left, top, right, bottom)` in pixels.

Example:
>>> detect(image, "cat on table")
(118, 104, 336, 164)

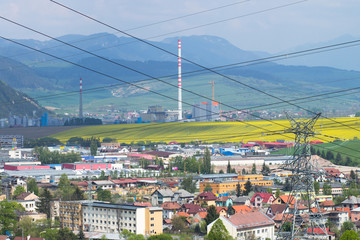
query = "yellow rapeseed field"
(50, 117, 360, 144)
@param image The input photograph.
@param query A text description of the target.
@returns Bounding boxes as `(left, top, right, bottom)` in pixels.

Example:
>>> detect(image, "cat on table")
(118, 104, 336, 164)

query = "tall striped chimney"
(178, 39, 182, 120)
(79, 78, 83, 119)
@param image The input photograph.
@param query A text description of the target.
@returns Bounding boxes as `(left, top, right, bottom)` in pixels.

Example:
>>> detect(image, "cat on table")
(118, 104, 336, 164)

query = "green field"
(50, 117, 360, 144)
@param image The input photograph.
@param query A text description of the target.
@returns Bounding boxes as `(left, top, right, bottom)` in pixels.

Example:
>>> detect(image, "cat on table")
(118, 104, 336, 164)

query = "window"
(151, 224, 154, 227)
(151, 218, 154, 221)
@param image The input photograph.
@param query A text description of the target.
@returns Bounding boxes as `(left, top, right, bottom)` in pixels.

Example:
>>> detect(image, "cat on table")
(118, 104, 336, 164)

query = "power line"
(49, 0, 360, 135)
(0, 0, 251, 62)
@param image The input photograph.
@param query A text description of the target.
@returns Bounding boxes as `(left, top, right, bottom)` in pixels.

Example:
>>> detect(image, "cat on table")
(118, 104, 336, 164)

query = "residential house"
(250, 193, 275, 208)
(172, 189, 194, 204)
(194, 212, 208, 222)
(305, 227, 335, 240)
(215, 207, 228, 217)
(194, 192, 217, 207)
(16, 192, 39, 201)
(328, 208, 350, 228)
(351, 207, 360, 222)
(91, 180, 115, 190)
(215, 196, 233, 207)
(161, 202, 181, 219)
(151, 189, 174, 206)
(231, 196, 251, 206)
(319, 200, 335, 211)
(232, 205, 252, 214)
(272, 195, 295, 205)
(181, 203, 206, 216)
(324, 168, 346, 183)
(342, 196, 360, 210)
(266, 204, 287, 218)
(207, 210, 275, 240)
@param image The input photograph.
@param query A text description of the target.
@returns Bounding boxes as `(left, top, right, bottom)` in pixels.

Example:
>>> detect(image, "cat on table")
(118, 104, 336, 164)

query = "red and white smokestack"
(79, 78, 83, 119)
(178, 39, 182, 120)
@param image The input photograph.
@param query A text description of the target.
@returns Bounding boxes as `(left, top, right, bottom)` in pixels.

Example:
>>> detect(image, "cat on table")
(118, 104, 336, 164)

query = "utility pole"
(208, 80, 215, 101)
(276, 113, 327, 240)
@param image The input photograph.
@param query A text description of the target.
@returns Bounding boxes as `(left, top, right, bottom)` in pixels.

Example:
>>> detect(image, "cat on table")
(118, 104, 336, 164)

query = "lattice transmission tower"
(276, 113, 328, 240)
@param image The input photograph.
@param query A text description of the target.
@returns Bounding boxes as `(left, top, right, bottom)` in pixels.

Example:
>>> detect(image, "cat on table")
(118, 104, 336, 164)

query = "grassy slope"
(49, 117, 360, 144)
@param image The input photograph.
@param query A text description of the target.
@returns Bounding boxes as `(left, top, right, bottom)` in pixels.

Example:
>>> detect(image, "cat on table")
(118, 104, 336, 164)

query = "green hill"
(0, 80, 47, 118)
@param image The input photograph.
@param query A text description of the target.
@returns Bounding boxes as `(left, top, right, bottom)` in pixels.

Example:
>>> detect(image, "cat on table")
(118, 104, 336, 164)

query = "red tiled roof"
(273, 213, 293, 222)
(182, 203, 207, 215)
(134, 202, 152, 207)
(251, 193, 274, 203)
(268, 204, 286, 215)
(196, 212, 208, 219)
(16, 192, 32, 200)
(307, 227, 335, 236)
(161, 202, 181, 210)
(226, 210, 274, 229)
(319, 200, 335, 207)
(215, 207, 227, 214)
(217, 196, 231, 202)
(145, 151, 175, 158)
(233, 205, 252, 213)
(278, 195, 295, 205)
(176, 212, 190, 218)
(195, 192, 217, 201)
(164, 219, 172, 224)
(71, 181, 88, 187)
(0, 236, 9, 240)
(111, 179, 137, 184)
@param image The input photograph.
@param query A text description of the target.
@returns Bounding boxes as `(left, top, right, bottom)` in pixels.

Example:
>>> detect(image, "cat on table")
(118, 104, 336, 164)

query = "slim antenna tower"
(277, 112, 328, 240)
(178, 39, 182, 120)
(79, 78, 83, 119)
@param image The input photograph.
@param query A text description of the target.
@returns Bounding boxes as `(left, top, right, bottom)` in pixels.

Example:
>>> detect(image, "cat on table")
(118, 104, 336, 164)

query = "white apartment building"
(82, 202, 163, 235)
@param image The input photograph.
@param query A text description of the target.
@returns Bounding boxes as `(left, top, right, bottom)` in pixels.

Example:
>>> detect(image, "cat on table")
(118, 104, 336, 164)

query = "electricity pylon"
(276, 113, 328, 240)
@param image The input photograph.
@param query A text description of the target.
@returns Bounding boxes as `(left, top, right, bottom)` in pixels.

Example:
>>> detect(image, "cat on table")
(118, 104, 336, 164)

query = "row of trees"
(33, 146, 81, 164)
(310, 145, 356, 166)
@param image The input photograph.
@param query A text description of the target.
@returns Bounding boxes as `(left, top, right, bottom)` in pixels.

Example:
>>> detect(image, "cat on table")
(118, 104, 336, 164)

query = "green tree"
(128, 234, 146, 240)
(242, 168, 246, 175)
(172, 216, 186, 231)
(147, 234, 173, 240)
(314, 181, 320, 195)
(323, 182, 332, 195)
(236, 182, 242, 197)
(27, 178, 39, 196)
(77, 228, 86, 240)
(227, 161, 231, 173)
(227, 204, 235, 215)
(350, 170, 357, 181)
(97, 189, 112, 202)
(205, 205, 219, 225)
(17, 216, 39, 238)
(275, 188, 281, 198)
(58, 174, 74, 200)
(335, 152, 343, 164)
(203, 148, 211, 174)
(244, 180, 252, 196)
(251, 163, 256, 174)
(341, 221, 355, 234)
(37, 188, 53, 218)
(90, 140, 98, 156)
(219, 169, 224, 174)
(41, 228, 59, 240)
(73, 187, 85, 200)
(181, 176, 196, 193)
(57, 227, 77, 240)
(0, 200, 25, 234)
(340, 230, 359, 240)
(13, 185, 25, 198)
(207, 219, 232, 240)
(261, 163, 270, 176)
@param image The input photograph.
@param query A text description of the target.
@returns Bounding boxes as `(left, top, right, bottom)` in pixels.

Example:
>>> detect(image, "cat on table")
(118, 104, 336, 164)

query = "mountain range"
(0, 33, 359, 115)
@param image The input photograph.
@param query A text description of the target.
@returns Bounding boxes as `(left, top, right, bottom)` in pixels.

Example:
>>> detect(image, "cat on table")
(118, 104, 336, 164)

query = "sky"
(0, 0, 359, 53)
